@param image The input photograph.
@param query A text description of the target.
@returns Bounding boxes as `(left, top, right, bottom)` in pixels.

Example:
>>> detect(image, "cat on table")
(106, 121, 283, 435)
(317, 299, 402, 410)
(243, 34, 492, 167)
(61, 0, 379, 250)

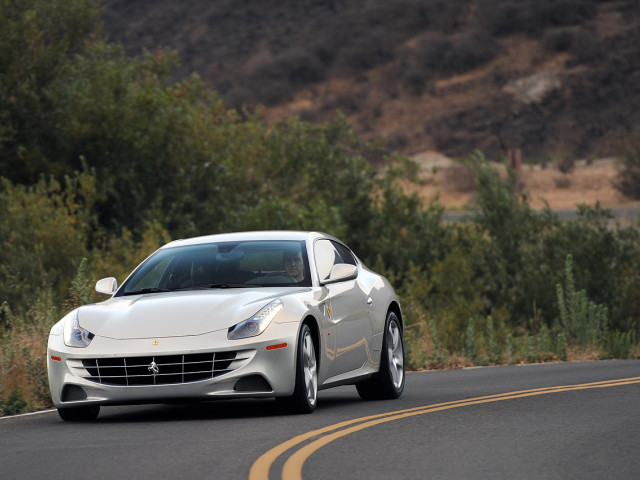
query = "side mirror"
(321, 264, 358, 285)
(96, 277, 118, 295)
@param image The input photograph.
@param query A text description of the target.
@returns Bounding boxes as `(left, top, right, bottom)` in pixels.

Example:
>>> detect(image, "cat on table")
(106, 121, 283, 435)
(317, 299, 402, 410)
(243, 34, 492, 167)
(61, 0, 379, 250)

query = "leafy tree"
(0, 0, 100, 182)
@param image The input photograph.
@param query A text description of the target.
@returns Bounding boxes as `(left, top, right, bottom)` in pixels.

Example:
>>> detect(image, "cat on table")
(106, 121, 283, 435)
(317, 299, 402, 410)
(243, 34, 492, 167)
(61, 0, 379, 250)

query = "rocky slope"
(102, 0, 640, 163)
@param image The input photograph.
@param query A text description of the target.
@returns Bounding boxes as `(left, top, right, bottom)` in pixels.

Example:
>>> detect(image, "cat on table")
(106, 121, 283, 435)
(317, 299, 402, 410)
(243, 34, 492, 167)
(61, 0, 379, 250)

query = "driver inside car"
(283, 249, 306, 283)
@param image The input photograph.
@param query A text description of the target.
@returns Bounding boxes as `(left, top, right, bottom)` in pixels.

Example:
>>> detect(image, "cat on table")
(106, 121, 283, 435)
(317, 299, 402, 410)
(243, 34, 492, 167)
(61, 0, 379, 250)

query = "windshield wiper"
(123, 287, 172, 296)
(203, 283, 253, 289)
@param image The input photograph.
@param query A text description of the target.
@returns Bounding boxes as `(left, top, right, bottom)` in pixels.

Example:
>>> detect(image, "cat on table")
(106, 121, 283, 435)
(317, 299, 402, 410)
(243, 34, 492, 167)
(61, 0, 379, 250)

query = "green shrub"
(555, 333, 568, 361)
(1, 389, 27, 416)
(603, 330, 636, 359)
(614, 133, 640, 199)
(486, 317, 500, 364)
(463, 318, 478, 363)
(427, 318, 449, 369)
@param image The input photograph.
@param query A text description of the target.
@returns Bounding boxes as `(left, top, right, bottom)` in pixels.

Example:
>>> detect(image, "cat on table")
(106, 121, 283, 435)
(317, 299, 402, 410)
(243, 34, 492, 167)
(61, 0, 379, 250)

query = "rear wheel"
(57, 405, 100, 421)
(277, 324, 317, 414)
(356, 311, 405, 400)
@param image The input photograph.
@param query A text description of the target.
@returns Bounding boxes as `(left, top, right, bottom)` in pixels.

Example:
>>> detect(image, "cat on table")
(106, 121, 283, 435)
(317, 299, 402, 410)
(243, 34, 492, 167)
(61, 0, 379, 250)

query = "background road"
(443, 206, 640, 223)
(2, 360, 639, 479)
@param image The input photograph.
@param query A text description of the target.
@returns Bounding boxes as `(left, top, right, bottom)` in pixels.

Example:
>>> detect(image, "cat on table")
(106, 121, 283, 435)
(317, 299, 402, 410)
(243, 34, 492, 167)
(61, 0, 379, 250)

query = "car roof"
(161, 231, 335, 249)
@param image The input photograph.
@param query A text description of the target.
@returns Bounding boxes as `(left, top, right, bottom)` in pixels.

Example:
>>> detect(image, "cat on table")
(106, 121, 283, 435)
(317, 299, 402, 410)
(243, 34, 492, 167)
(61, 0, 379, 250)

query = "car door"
(314, 239, 371, 380)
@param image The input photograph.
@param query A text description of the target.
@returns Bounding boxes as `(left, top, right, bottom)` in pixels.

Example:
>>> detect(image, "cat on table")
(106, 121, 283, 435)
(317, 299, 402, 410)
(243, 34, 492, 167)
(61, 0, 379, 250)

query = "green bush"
(486, 317, 500, 364)
(604, 330, 636, 359)
(556, 254, 609, 347)
(614, 133, 640, 199)
(463, 318, 478, 364)
(1, 389, 27, 416)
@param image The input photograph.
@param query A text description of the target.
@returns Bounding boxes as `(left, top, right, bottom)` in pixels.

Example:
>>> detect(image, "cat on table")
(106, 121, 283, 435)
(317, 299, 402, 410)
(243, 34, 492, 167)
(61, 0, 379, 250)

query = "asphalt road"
(1, 360, 639, 480)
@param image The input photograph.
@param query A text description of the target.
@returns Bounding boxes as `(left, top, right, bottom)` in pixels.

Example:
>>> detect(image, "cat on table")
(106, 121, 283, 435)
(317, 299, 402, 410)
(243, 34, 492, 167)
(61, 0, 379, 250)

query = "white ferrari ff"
(47, 231, 404, 420)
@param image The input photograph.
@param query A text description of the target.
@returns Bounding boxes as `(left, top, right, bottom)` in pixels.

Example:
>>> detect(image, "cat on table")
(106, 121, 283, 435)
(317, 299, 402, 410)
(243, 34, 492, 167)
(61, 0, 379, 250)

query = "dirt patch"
(411, 154, 640, 211)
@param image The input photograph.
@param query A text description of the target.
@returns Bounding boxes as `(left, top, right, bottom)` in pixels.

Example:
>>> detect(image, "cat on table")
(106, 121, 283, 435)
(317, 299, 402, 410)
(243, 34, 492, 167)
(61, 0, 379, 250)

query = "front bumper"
(47, 321, 299, 408)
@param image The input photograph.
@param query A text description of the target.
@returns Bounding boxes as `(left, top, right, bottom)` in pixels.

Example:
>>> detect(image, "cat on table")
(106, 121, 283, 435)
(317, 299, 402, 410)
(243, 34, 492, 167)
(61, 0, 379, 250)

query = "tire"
(277, 324, 318, 414)
(356, 311, 405, 400)
(57, 405, 100, 421)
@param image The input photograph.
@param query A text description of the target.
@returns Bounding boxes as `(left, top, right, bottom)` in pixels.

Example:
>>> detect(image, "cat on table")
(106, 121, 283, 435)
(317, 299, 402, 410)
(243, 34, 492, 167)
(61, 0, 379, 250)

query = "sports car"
(47, 231, 404, 421)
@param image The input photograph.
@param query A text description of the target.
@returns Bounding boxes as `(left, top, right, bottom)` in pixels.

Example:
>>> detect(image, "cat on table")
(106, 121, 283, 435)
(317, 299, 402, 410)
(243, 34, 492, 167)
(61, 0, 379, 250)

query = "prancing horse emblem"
(148, 361, 159, 376)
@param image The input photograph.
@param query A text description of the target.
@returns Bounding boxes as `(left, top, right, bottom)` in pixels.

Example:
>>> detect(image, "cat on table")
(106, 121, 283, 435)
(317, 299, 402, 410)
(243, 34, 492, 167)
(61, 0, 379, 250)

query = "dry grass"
(410, 154, 640, 211)
(0, 324, 51, 408)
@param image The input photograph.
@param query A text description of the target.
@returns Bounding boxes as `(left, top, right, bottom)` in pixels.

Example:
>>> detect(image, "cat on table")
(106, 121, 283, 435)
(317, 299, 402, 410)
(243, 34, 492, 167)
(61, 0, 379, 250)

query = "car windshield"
(117, 240, 311, 296)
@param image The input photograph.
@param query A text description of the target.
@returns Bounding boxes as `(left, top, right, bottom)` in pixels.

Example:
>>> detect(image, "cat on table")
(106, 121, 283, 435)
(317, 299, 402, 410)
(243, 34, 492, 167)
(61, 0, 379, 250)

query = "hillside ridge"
(102, 0, 640, 164)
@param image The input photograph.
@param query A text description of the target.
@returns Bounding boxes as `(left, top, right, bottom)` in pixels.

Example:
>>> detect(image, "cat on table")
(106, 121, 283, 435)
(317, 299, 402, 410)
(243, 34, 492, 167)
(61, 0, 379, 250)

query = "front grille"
(80, 351, 246, 386)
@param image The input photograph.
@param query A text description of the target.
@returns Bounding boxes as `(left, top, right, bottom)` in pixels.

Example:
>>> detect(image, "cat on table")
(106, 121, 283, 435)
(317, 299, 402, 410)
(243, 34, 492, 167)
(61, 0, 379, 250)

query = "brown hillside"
(102, 1, 640, 174)
(410, 154, 640, 211)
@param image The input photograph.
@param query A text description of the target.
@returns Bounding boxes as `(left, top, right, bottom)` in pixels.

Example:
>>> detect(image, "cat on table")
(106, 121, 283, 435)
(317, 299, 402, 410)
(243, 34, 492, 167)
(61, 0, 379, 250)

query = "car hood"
(78, 288, 307, 340)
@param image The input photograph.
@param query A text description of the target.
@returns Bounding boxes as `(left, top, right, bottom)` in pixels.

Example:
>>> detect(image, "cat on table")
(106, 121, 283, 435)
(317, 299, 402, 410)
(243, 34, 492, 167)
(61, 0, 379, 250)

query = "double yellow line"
(249, 376, 640, 480)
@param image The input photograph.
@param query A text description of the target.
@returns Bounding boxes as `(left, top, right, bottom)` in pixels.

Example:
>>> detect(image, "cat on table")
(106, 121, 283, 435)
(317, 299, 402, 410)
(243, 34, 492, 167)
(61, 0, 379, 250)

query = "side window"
(314, 239, 340, 281)
(331, 241, 357, 266)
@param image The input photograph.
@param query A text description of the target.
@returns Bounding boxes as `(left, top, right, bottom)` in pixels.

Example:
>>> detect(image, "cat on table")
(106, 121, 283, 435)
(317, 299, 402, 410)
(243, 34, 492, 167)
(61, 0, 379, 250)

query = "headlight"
(228, 298, 283, 340)
(63, 309, 95, 348)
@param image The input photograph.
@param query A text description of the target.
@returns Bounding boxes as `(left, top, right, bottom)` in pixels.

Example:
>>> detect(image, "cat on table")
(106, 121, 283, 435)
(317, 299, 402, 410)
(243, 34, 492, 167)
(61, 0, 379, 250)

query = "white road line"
(0, 409, 56, 420)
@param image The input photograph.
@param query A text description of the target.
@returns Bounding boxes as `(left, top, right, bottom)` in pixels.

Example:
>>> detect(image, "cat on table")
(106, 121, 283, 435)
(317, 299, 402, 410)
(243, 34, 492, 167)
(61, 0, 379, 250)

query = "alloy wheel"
(302, 329, 317, 407)
(387, 319, 404, 390)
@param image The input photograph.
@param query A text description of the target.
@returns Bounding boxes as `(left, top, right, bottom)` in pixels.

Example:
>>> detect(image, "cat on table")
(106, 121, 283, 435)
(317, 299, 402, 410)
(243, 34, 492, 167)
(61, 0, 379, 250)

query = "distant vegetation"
(1, 0, 640, 415)
(209, 0, 600, 107)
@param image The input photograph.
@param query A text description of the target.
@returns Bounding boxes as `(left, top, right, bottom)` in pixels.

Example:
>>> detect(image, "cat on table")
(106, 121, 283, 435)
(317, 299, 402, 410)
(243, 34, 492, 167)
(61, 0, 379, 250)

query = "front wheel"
(57, 405, 100, 421)
(276, 324, 318, 414)
(356, 311, 405, 400)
